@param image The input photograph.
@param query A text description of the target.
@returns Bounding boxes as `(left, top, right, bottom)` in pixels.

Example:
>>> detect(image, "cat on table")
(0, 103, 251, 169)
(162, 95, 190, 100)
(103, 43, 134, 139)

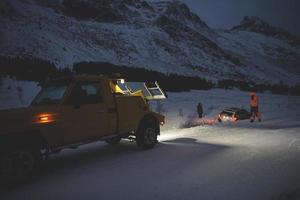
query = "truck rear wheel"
(136, 120, 159, 150)
(0, 148, 40, 185)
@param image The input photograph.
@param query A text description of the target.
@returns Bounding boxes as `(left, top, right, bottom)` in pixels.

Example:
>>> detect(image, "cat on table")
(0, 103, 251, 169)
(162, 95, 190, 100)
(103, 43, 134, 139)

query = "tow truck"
(0, 74, 166, 184)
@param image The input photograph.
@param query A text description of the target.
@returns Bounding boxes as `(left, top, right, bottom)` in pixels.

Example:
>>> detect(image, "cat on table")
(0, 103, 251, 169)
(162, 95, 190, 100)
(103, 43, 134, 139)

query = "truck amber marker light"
(36, 113, 56, 124)
(39, 116, 49, 122)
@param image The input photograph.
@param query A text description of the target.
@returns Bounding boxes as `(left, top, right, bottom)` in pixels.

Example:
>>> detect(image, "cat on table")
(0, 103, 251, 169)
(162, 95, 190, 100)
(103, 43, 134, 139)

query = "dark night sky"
(150, 0, 300, 36)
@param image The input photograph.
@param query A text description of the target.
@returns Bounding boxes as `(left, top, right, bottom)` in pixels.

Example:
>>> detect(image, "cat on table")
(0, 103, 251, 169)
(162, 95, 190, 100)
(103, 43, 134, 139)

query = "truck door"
(61, 82, 114, 144)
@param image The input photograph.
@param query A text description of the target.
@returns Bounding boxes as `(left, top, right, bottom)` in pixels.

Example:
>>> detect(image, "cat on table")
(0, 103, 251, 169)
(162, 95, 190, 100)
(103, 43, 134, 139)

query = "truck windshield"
(32, 85, 67, 106)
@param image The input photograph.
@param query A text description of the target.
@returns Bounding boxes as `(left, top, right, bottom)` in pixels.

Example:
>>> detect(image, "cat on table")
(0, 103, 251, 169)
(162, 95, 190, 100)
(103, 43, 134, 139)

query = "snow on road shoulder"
(157, 89, 300, 162)
(0, 77, 40, 110)
(0, 85, 300, 200)
(153, 89, 300, 130)
(153, 89, 300, 200)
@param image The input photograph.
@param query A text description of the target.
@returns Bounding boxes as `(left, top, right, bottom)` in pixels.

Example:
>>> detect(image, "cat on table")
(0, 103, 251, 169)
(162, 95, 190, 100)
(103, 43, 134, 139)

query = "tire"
(0, 148, 40, 185)
(136, 119, 159, 150)
(105, 137, 121, 145)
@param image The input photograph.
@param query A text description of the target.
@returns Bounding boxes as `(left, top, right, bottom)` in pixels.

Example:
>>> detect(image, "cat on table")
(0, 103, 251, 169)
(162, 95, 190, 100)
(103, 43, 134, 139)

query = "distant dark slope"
(232, 16, 300, 45)
(0, 0, 299, 85)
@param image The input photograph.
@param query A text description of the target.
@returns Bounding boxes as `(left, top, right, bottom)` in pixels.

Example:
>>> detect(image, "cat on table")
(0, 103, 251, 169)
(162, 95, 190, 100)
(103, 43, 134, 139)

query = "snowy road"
(1, 88, 300, 200)
(1, 123, 299, 200)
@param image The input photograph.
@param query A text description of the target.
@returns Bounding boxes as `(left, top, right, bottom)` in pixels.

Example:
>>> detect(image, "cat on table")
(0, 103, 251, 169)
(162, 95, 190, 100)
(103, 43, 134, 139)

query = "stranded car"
(0, 74, 166, 184)
(218, 107, 251, 122)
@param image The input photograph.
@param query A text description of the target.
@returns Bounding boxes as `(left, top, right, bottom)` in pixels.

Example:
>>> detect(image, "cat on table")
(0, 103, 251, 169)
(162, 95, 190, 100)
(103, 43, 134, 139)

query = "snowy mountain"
(0, 0, 299, 85)
(232, 16, 299, 45)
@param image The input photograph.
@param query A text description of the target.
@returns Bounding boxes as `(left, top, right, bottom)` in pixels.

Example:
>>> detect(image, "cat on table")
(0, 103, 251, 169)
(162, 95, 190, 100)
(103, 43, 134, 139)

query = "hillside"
(0, 0, 299, 85)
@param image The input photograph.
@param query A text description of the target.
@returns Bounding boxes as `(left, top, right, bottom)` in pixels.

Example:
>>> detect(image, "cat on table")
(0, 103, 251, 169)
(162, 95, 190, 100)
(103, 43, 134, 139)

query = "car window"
(223, 111, 234, 116)
(68, 83, 102, 105)
(240, 110, 247, 115)
(81, 85, 97, 96)
(32, 85, 67, 105)
(81, 84, 102, 104)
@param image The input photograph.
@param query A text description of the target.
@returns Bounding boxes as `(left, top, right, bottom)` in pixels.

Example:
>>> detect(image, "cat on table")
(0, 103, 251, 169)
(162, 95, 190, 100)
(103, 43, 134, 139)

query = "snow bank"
(0, 86, 300, 200)
(0, 76, 40, 110)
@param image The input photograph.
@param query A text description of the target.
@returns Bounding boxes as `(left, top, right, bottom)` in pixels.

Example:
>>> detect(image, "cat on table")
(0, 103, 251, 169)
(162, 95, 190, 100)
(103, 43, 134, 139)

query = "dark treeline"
(0, 56, 299, 95)
(217, 79, 300, 96)
(0, 56, 71, 82)
(73, 62, 214, 92)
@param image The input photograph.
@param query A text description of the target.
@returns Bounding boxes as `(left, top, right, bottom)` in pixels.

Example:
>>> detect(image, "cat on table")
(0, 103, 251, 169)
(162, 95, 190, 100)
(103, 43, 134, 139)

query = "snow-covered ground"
(1, 0, 299, 85)
(0, 80, 300, 200)
(0, 77, 40, 110)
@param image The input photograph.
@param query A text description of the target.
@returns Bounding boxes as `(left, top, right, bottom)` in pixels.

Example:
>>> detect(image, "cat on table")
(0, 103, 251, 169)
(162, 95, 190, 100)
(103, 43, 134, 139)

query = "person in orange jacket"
(250, 92, 262, 122)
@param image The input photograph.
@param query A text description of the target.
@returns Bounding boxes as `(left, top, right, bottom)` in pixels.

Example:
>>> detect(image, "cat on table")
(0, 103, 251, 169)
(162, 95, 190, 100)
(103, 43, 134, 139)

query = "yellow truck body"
(0, 75, 166, 184)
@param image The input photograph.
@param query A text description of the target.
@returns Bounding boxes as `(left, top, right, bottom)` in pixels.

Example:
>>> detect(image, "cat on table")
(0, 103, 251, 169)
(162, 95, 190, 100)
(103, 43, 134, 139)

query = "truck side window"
(81, 84, 102, 104)
(68, 83, 102, 105)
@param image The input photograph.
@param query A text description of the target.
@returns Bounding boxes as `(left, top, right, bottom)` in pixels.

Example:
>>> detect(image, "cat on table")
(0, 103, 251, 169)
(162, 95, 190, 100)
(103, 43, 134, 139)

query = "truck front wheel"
(0, 148, 40, 185)
(136, 120, 159, 150)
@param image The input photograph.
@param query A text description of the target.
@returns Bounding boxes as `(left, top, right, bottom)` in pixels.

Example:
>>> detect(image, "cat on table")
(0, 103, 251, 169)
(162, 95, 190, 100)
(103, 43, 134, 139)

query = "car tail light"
(231, 115, 237, 122)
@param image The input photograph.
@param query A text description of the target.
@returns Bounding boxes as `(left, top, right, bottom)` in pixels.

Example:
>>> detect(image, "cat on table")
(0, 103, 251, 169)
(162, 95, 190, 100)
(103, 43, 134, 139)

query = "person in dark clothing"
(197, 102, 203, 118)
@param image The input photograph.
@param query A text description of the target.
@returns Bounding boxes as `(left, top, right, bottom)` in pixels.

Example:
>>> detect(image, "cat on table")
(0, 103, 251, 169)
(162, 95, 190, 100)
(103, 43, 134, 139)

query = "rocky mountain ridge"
(0, 0, 299, 85)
